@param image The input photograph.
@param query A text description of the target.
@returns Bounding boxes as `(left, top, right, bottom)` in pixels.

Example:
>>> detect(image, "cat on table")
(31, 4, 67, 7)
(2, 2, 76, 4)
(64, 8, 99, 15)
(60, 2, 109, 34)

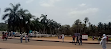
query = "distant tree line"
(1, 3, 111, 36)
(0, 23, 7, 31)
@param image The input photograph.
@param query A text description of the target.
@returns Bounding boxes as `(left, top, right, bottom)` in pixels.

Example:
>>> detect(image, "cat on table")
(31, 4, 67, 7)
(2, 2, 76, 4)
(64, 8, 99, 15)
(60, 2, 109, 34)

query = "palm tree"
(17, 8, 29, 34)
(104, 23, 107, 31)
(83, 17, 89, 34)
(24, 13, 34, 34)
(108, 22, 111, 34)
(40, 14, 48, 34)
(98, 22, 104, 35)
(84, 17, 89, 24)
(2, 3, 21, 32)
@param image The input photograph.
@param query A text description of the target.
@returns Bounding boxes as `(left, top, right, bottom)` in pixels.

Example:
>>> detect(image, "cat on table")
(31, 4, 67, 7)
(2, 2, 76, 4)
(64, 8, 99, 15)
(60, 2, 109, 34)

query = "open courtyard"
(0, 38, 111, 49)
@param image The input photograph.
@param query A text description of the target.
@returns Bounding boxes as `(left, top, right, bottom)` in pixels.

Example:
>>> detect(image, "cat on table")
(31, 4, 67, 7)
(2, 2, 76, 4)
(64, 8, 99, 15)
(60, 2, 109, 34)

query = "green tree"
(40, 14, 48, 34)
(83, 17, 89, 34)
(17, 8, 29, 34)
(2, 3, 21, 32)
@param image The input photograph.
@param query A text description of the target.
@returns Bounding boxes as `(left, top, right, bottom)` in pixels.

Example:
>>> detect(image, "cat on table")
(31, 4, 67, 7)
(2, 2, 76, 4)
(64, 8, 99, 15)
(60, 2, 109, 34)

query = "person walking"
(72, 35, 75, 44)
(20, 34, 23, 43)
(62, 34, 64, 42)
(107, 36, 108, 43)
(30, 32, 33, 39)
(58, 35, 59, 39)
(92, 36, 94, 41)
(2, 32, 5, 41)
(6, 32, 9, 38)
(5, 33, 8, 41)
(98, 36, 101, 43)
(28, 33, 30, 42)
(75, 36, 79, 45)
(9, 32, 11, 37)
(79, 35, 82, 45)
(100, 34, 107, 49)
(25, 34, 28, 43)
(13, 32, 15, 37)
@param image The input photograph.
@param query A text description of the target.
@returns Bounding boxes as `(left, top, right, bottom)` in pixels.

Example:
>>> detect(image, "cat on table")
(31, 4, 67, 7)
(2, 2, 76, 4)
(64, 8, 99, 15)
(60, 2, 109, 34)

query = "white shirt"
(62, 34, 64, 39)
(30, 33, 32, 36)
(20, 34, 23, 38)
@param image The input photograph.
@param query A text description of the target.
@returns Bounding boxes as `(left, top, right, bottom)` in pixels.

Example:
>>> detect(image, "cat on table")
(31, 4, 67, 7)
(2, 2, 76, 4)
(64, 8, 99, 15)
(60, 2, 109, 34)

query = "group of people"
(20, 32, 33, 43)
(5, 31, 16, 37)
(1, 31, 108, 49)
(1, 31, 33, 43)
(2, 31, 16, 41)
(58, 34, 82, 45)
(58, 33, 107, 49)
(72, 35, 82, 45)
(2, 32, 8, 41)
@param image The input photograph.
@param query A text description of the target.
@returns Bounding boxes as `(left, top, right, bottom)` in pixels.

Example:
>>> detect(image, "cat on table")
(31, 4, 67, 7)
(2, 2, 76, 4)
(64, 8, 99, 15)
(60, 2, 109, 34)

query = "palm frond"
(14, 3, 21, 11)
(10, 3, 15, 8)
(4, 8, 13, 12)
(23, 9, 28, 12)
(2, 14, 9, 20)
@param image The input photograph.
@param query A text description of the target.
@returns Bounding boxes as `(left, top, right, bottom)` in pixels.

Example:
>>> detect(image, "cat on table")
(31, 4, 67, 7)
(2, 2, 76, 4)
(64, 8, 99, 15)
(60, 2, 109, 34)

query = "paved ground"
(0, 39, 111, 49)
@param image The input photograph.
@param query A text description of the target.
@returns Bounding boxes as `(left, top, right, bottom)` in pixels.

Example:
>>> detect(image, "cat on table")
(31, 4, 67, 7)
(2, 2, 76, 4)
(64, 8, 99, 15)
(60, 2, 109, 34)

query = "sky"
(0, 0, 111, 26)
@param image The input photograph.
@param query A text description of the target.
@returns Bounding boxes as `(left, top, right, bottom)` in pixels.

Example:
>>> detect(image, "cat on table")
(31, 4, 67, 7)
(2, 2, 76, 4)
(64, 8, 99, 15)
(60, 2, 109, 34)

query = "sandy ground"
(0, 39, 111, 49)
(39, 36, 98, 41)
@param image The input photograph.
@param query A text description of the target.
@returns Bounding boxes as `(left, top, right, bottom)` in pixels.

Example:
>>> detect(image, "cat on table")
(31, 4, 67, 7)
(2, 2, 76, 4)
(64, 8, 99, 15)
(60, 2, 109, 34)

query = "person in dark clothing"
(92, 36, 94, 41)
(79, 35, 82, 45)
(4, 33, 7, 41)
(77, 36, 79, 43)
(28, 33, 30, 42)
(75, 36, 79, 45)
(72, 35, 75, 44)
(58, 35, 59, 39)
(2, 32, 4, 35)
(2, 32, 5, 41)
(107, 36, 108, 43)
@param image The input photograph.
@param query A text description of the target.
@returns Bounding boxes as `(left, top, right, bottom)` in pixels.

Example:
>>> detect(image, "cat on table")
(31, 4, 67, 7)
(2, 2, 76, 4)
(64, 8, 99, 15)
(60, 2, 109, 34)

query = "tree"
(84, 17, 89, 24)
(2, 3, 21, 32)
(24, 13, 34, 34)
(108, 22, 111, 34)
(83, 17, 89, 34)
(17, 8, 29, 34)
(40, 14, 48, 34)
(74, 19, 82, 33)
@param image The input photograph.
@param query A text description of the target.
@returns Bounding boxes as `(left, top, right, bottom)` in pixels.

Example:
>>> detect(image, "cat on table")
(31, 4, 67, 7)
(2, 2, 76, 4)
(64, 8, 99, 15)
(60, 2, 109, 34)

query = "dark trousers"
(75, 40, 79, 45)
(72, 38, 75, 43)
(79, 40, 82, 45)
(20, 38, 23, 43)
(5, 37, 7, 40)
(76, 40, 79, 43)
(28, 38, 30, 42)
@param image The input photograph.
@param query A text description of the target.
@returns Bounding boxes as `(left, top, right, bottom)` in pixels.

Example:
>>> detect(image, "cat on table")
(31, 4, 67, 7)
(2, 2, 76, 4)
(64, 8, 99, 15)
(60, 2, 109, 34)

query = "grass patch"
(89, 36, 92, 38)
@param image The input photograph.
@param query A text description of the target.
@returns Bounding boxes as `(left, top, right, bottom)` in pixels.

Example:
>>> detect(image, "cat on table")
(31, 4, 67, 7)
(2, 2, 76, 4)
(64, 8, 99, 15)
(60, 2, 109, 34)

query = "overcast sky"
(0, 0, 111, 26)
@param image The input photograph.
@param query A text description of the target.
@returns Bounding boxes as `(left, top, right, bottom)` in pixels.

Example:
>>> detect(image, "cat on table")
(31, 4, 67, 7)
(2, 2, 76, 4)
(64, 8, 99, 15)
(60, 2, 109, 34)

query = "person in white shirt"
(25, 34, 28, 43)
(100, 34, 107, 49)
(30, 32, 33, 38)
(20, 34, 23, 43)
(62, 34, 64, 42)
